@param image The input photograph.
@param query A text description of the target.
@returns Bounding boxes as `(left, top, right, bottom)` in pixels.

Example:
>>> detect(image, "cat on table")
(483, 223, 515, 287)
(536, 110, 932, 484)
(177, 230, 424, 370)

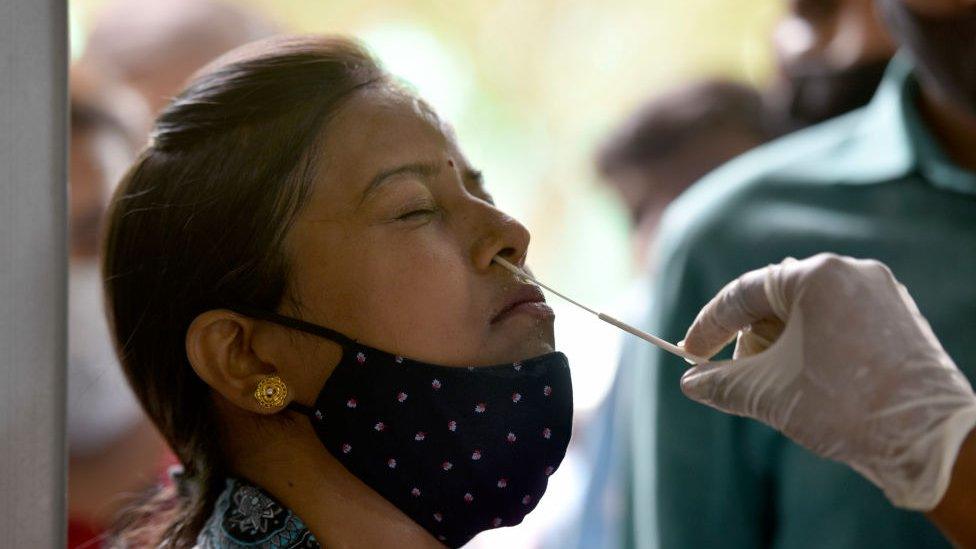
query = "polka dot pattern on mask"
(300, 344, 573, 548)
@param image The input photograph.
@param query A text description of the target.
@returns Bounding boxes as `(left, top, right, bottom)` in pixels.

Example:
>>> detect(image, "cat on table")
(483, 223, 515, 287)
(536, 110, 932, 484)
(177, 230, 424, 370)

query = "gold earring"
(254, 375, 288, 409)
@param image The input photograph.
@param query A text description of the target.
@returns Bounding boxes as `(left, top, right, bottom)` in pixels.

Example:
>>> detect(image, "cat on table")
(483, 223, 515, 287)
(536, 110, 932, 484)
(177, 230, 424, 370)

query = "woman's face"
(282, 86, 555, 370)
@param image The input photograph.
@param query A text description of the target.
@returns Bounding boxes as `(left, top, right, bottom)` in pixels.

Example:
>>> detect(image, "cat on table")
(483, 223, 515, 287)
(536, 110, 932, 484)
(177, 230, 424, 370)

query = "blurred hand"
(679, 253, 976, 511)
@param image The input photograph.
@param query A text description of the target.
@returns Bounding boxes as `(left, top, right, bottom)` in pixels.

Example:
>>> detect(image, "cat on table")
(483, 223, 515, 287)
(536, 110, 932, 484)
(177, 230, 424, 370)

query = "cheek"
(357, 239, 484, 352)
(303, 227, 488, 362)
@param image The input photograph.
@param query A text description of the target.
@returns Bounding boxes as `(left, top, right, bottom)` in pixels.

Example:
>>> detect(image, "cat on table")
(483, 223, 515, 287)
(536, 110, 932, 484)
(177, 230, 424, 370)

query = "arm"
(928, 428, 976, 547)
(680, 254, 976, 519)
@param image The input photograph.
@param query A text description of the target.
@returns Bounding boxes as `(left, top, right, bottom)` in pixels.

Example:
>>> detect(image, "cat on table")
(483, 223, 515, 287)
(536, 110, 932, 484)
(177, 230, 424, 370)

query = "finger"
(683, 267, 776, 359)
(680, 359, 752, 416)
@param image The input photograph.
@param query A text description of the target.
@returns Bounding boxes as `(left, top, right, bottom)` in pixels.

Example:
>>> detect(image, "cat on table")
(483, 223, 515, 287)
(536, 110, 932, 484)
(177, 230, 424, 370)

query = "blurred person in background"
(570, 80, 768, 549)
(68, 61, 167, 549)
(597, 80, 768, 271)
(616, 0, 976, 546)
(526, 81, 765, 549)
(590, 0, 894, 265)
(83, 0, 278, 116)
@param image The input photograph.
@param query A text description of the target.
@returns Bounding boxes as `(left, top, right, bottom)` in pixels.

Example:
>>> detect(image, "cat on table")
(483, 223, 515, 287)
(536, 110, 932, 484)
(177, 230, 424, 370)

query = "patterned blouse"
(195, 478, 320, 548)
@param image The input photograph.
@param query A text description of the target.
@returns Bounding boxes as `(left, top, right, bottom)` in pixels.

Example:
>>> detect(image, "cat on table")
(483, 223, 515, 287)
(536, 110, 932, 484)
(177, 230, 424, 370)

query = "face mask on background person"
(776, 57, 891, 132)
(879, 0, 976, 115)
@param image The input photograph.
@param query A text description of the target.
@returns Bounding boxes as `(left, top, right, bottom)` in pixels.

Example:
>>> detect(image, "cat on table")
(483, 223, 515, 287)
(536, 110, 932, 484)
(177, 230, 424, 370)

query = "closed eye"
(396, 207, 439, 221)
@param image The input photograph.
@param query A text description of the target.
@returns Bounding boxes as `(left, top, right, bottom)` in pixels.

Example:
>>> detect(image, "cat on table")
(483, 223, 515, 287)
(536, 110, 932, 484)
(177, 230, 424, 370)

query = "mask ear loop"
(287, 401, 319, 418)
(226, 304, 360, 419)
(227, 304, 359, 348)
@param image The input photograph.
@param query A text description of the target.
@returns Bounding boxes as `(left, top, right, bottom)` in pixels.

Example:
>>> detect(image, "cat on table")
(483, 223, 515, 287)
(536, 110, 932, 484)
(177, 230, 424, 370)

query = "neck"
(227, 413, 444, 549)
(917, 87, 976, 173)
(632, 208, 664, 273)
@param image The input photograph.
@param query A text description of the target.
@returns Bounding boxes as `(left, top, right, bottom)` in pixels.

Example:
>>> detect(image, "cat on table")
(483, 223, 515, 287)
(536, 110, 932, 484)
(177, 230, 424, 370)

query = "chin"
(524, 340, 557, 358)
(484, 313, 556, 363)
(508, 324, 557, 361)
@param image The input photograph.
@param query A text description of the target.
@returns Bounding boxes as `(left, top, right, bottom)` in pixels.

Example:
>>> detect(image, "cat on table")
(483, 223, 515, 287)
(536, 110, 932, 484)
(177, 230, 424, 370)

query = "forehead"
(318, 86, 457, 188)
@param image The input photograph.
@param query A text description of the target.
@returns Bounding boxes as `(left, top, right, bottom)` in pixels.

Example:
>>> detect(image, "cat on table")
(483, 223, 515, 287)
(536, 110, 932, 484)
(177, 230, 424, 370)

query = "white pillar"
(0, 0, 68, 546)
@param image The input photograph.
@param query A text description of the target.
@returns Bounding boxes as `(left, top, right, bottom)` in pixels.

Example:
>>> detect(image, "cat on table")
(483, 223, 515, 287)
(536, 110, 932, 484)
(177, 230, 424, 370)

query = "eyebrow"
(465, 168, 484, 187)
(359, 161, 442, 206)
(359, 161, 486, 205)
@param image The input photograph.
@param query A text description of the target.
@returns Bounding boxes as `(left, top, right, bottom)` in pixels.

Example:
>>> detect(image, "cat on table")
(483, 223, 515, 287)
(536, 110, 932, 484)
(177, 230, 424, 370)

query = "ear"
(185, 309, 292, 415)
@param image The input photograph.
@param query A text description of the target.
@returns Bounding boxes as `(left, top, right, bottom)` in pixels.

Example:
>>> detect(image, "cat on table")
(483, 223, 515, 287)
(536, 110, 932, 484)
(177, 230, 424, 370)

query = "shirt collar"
(839, 51, 976, 194)
(196, 477, 320, 548)
(901, 78, 976, 195)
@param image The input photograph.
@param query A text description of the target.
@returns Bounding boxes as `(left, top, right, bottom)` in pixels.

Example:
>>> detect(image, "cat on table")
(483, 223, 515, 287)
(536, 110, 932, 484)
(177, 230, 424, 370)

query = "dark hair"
(101, 35, 386, 547)
(596, 79, 766, 177)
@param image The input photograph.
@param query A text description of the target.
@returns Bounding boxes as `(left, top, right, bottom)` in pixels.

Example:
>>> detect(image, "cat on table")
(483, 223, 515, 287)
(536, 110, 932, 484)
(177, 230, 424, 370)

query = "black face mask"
(231, 306, 573, 548)
(879, 0, 976, 116)
(768, 57, 891, 136)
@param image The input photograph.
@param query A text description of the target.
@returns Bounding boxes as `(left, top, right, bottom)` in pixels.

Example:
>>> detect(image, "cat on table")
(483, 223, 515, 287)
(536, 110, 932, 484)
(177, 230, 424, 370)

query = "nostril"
(496, 247, 520, 264)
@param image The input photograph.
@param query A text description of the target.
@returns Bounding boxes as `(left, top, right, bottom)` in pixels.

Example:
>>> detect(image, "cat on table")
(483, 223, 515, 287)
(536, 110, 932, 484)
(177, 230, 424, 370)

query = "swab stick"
(493, 256, 705, 364)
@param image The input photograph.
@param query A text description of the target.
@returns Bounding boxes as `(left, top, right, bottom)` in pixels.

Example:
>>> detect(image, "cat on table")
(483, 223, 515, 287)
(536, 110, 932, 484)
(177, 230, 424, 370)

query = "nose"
(467, 201, 531, 273)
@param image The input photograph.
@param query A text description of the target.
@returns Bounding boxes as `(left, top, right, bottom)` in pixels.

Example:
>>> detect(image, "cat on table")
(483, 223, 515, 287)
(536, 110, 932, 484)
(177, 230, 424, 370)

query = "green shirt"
(628, 54, 976, 548)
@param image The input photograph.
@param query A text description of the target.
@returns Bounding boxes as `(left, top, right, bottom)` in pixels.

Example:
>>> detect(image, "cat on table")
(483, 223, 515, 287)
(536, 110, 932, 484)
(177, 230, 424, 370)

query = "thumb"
(681, 309, 806, 421)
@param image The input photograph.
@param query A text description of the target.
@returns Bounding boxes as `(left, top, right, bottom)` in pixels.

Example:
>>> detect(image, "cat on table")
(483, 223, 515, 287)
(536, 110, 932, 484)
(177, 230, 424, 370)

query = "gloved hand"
(679, 253, 976, 511)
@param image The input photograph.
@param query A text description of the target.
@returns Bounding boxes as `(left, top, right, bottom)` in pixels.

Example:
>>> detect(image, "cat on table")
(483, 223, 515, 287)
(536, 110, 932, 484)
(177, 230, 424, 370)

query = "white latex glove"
(679, 253, 976, 511)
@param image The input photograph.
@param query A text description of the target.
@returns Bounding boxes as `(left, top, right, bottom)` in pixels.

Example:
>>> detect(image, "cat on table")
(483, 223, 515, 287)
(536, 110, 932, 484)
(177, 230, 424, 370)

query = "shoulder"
(654, 110, 868, 272)
(196, 478, 320, 549)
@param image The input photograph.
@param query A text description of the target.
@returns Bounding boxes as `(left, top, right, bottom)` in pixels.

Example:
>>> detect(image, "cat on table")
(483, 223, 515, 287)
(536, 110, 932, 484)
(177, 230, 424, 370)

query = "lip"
(491, 284, 553, 324)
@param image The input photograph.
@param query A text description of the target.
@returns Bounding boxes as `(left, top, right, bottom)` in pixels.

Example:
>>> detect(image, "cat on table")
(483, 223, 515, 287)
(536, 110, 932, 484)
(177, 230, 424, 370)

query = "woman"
(103, 35, 573, 548)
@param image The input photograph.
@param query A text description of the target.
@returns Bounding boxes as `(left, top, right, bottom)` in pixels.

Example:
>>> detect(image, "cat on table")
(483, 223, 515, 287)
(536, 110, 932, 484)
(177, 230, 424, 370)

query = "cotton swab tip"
(492, 256, 526, 279)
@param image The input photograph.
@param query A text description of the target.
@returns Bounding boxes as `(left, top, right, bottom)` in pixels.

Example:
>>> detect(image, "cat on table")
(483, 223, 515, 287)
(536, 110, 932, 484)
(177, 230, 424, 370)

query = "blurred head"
(598, 80, 766, 264)
(877, 0, 976, 116)
(103, 35, 552, 545)
(769, 0, 895, 131)
(84, 0, 278, 114)
(69, 63, 144, 259)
